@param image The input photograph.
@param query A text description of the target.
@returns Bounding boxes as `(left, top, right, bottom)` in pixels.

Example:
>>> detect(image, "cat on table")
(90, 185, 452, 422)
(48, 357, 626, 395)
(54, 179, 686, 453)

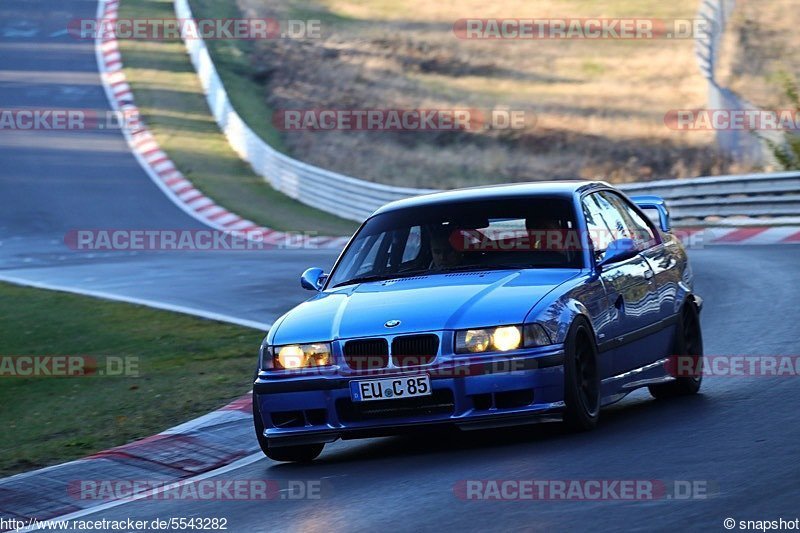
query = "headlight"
(271, 342, 332, 370)
(458, 329, 492, 353)
(455, 325, 521, 353)
(492, 326, 522, 351)
(455, 324, 551, 354)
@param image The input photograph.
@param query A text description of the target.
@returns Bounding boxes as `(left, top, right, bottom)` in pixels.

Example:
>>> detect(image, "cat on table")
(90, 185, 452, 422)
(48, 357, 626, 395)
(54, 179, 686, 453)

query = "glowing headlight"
(455, 324, 552, 354)
(456, 329, 492, 353)
(492, 326, 522, 351)
(273, 342, 332, 369)
(455, 326, 521, 353)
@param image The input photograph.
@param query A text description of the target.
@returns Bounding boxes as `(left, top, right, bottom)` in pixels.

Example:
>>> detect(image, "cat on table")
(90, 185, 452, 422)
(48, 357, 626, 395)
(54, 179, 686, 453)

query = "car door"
(603, 191, 680, 327)
(582, 192, 660, 375)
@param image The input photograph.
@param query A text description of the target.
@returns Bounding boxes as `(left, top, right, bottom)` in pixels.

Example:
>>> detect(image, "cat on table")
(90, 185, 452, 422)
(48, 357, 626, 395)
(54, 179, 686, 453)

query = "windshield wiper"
(436, 264, 526, 274)
(332, 274, 391, 288)
(333, 269, 433, 288)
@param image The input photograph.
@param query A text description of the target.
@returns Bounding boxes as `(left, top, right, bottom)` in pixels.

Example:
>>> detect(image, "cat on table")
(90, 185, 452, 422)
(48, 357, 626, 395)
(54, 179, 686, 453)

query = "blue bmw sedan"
(253, 181, 703, 462)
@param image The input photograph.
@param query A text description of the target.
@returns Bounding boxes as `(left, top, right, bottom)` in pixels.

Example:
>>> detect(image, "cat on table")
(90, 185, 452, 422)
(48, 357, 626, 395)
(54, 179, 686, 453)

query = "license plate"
(350, 374, 431, 402)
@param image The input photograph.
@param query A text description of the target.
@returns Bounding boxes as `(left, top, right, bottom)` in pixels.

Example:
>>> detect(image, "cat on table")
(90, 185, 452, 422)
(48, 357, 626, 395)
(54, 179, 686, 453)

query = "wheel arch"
(532, 297, 599, 347)
(686, 293, 703, 314)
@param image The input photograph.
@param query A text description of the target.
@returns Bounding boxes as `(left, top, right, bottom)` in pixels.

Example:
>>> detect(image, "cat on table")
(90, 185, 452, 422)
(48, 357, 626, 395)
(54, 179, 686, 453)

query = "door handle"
(644, 270, 654, 280)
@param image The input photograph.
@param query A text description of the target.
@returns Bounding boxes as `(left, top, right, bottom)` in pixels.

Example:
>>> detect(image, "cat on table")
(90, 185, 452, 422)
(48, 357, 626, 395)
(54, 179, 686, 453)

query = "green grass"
(116, 0, 358, 236)
(0, 282, 263, 477)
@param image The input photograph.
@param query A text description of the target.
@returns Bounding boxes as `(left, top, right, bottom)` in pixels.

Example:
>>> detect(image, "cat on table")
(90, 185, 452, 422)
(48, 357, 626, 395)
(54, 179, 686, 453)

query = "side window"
(582, 193, 614, 255)
(601, 192, 657, 250)
(592, 193, 632, 242)
(401, 226, 422, 263)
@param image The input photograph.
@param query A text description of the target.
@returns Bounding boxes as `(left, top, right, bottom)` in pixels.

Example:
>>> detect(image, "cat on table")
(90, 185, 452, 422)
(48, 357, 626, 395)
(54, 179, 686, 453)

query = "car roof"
(372, 180, 610, 216)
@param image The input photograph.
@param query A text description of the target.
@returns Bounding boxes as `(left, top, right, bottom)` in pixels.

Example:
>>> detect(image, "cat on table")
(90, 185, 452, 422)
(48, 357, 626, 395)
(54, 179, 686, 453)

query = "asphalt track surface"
(59, 246, 798, 533)
(0, 0, 339, 328)
(2, 2, 800, 533)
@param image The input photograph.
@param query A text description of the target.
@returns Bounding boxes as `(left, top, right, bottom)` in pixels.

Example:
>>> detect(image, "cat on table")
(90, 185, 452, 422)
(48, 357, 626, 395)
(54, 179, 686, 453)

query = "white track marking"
(0, 274, 271, 331)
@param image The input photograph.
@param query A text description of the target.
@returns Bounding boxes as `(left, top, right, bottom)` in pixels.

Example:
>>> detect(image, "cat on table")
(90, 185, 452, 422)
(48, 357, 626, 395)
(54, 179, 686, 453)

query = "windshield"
(328, 197, 583, 288)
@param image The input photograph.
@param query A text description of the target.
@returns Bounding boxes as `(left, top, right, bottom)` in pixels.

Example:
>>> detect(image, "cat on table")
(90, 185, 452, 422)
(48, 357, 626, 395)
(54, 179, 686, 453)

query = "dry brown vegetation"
(233, 0, 760, 188)
(722, 0, 799, 110)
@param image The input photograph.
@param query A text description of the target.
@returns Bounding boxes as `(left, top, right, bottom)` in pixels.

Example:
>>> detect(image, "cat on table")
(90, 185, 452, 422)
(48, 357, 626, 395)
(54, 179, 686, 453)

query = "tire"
(252, 386, 324, 463)
(649, 302, 703, 399)
(563, 317, 601, 431)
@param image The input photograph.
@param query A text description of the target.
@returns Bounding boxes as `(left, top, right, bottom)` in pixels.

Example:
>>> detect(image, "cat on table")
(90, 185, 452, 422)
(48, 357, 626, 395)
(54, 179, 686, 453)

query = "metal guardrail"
(173, 0, 436, 223)
(174, 0, 800, 226)
(621, 171, 800, 222)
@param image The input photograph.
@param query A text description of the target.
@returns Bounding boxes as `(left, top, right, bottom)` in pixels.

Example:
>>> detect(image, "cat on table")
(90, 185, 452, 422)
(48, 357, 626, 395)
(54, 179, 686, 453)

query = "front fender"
(524, 273, 600, 345)
(536, 298, 597, 345)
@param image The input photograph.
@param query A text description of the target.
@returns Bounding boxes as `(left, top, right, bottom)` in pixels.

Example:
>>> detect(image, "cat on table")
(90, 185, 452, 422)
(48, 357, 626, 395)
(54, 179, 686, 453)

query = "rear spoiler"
(629, 195, 671, 232)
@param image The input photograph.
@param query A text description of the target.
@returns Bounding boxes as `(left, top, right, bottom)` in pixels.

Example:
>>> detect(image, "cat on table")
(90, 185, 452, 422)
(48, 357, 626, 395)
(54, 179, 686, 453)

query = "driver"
(429, 227, 462, 269)
(526, 216, 562, 250)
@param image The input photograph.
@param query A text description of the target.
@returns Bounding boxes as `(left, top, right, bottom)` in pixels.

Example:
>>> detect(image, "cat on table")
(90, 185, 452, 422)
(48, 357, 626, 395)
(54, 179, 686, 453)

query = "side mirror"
(629, 195, 671, 232)
(300, 267, 327, 291)
(597, 238, 638, 269)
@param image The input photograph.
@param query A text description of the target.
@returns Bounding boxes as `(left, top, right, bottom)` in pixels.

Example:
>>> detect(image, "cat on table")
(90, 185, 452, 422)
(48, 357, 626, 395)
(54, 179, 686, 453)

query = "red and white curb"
(0, 394, 257, 529)
(674, 226, 800, 246)
(94, 0, 349, 251)
(96, 4, 799, 250)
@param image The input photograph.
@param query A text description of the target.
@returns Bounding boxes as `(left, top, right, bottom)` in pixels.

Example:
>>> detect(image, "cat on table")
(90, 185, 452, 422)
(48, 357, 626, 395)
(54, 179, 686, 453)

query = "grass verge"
(0, 282, 262, 477)
(116, 0, 358, 236)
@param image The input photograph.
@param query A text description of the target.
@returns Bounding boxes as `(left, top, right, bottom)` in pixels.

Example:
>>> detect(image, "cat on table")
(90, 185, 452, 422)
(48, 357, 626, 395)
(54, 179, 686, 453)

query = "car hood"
(270, 269, 581, 344)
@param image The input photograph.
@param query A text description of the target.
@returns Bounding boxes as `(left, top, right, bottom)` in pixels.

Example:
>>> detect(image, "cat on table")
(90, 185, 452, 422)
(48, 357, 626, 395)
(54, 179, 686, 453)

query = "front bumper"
(254, 347, 565, 447)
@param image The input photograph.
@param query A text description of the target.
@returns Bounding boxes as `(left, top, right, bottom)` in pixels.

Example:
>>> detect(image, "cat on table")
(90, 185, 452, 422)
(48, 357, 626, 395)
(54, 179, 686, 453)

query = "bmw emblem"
(384, 319, 401, 328)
